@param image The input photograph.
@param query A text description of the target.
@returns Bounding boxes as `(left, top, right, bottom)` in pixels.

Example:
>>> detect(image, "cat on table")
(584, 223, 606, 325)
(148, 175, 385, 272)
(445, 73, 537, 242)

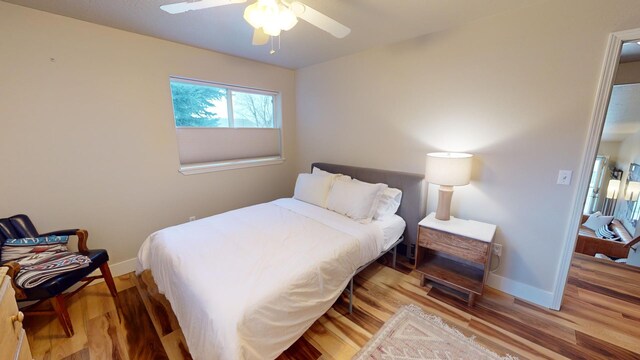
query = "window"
(169, 77, 283, 174)
(583, 156, 607, 214)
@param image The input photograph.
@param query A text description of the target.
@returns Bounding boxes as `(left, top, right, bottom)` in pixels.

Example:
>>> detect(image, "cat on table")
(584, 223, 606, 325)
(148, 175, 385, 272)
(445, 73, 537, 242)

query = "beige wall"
(296, 0, 640, 305)
(0, 3, 297, 269)
(615, 61, 640, 84)
(598, 141, 622, 163)
(4, 0, 640, 307)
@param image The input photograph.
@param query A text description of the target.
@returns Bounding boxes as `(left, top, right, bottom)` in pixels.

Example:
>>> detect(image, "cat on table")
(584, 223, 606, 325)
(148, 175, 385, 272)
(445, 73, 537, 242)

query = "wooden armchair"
(625, 235, 640, 252)
(0, 214, 118, 337)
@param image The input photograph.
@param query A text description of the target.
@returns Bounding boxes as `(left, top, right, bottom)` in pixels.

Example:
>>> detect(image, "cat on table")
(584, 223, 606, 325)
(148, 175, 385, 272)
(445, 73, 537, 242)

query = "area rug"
(353, 304, 517, 360)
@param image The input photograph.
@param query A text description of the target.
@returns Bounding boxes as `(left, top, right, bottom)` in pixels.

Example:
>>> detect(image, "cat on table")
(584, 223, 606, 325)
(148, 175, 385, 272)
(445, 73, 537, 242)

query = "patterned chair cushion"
(1, 235, 92, 289)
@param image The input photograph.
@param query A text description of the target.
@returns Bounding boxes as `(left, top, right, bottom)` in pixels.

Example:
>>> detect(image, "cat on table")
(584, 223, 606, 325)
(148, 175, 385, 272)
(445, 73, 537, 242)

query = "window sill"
(179, 157, 285, 175)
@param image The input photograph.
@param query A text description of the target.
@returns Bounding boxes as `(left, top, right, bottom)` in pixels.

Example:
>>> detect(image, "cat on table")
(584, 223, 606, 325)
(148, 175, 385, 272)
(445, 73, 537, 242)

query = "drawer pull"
(11, 311, 24, 324)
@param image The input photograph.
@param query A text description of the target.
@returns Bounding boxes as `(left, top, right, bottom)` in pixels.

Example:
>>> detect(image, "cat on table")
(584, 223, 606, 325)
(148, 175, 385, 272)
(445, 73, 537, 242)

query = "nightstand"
(415, 213, 496, 306)
(1, 266, 33, 360)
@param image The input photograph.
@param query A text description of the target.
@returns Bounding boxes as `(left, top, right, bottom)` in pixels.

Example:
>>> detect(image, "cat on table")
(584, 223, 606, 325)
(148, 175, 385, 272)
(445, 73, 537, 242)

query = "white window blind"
(176, 128, 281, 164)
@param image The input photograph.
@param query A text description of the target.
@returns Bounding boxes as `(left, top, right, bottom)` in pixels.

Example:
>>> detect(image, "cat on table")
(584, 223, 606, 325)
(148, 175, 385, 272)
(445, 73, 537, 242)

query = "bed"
(136, 163, 425, 359)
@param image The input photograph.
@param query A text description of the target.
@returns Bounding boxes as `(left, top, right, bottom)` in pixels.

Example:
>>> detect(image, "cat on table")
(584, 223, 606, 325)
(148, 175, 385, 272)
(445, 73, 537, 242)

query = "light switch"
(557, 170, 572, 185)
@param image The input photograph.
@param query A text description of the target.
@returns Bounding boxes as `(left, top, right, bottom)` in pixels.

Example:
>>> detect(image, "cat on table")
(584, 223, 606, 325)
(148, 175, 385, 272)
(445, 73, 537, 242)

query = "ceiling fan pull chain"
(270, 36, 275, 54)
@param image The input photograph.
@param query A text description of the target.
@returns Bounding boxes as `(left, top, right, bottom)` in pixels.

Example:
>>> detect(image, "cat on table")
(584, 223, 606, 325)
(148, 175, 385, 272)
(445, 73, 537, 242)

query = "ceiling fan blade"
(252, 28, 269, 45)
(160, 0, 247, 14)
(289, 1, 350, 38)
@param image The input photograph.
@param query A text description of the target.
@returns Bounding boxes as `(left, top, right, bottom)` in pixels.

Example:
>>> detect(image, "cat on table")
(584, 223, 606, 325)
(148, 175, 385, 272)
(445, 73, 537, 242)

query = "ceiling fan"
(160, 0, 351, 49)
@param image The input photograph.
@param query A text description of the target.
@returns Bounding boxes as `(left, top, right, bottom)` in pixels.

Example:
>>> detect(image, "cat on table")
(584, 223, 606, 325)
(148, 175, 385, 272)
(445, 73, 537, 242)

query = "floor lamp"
(425, 152, 473, 221)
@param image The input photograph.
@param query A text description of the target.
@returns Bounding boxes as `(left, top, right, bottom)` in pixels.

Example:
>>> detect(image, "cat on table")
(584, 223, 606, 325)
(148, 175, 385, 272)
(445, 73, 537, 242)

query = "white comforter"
(137, 198, 384, 360)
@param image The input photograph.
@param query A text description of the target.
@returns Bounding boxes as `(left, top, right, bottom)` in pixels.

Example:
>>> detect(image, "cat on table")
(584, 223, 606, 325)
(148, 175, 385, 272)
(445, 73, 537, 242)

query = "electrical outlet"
(493, 243, 503, 257)
(189, 216, 196, 222)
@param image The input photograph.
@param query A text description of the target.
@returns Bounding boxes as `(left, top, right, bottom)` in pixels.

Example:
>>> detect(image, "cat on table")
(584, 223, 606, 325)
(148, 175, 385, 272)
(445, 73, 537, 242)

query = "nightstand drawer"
(16, 329, 33, 360)
(1, 275, 20, 360)
(419, 227, 489, 264)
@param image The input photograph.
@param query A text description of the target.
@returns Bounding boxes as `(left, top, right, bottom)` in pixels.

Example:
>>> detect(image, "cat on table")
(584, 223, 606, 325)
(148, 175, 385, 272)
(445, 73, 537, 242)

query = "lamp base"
(435, 185, 454, 221)
(603, 197, 618, 216)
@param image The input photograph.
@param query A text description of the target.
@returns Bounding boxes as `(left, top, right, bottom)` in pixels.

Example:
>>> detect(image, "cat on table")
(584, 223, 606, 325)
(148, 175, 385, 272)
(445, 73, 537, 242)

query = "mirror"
(573, 40, 640, 265)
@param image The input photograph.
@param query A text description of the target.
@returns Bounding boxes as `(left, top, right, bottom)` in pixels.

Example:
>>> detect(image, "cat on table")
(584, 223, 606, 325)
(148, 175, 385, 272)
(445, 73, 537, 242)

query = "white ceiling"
(4, 0, 537, 69)
(603, 83, 640, 142)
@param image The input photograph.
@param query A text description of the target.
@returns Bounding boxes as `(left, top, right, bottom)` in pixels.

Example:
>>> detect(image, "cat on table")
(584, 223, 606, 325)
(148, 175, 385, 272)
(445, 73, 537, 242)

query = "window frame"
(169, 76, 285, 175)
(171, 76, 280, 130)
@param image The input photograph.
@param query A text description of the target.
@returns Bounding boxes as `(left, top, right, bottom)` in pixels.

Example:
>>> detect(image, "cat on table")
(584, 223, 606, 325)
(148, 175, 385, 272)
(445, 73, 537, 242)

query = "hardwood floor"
(22, 252, 640, 359)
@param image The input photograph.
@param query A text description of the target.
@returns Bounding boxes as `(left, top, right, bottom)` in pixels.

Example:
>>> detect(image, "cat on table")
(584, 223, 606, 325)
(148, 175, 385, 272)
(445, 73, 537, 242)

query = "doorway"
(553, 28, 640, 310)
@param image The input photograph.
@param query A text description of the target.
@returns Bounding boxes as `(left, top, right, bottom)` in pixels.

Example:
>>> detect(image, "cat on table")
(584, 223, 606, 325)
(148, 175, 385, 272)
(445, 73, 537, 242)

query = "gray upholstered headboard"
(312, 163, 426, 257)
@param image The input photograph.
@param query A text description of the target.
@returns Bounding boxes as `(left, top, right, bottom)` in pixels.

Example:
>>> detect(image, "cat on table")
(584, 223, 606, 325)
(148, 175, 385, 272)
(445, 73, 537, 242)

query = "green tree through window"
(170, 82, 226, 127)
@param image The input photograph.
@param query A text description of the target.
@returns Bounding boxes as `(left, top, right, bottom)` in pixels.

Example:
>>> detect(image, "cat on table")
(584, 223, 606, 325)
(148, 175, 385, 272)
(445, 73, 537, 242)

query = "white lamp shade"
(425, 152, 473, 186)
(243, 3, 264, 28)
(606, 179, 621, 199)
(278, 6, 298, 30)
(262, 21, 282, 36)
(243, 0, 298, 36)
(626, 181, 640, 201)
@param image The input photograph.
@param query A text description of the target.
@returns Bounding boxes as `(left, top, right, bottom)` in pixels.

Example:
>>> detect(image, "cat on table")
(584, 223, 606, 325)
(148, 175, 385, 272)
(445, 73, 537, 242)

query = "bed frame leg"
(348, 278, 354, 314)
(392, 245, 397, 269)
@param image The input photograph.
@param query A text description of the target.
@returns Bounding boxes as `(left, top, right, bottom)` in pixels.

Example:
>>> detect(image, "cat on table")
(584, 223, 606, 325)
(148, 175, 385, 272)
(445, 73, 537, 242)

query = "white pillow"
(312, 167, 351, 182)
(594, 253, 612, 261)
(582, 211, 614, 231)
(374, 187, 403, 220)
(326, 179, 387, 223)
(293, 173, 334, 208)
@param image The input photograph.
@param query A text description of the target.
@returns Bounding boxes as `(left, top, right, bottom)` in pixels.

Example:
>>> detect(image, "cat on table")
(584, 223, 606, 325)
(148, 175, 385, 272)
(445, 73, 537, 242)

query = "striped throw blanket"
(1, 236, 92, 288)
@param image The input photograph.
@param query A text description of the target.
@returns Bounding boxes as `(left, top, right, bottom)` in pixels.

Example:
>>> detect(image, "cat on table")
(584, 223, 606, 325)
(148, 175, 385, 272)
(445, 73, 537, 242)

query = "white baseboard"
(108, 257, 137, 277)
(487, 273, 554, 308)
(25, 258, 553, 308)
(90, 258, 556, 309)
(87, 257, 137, 286)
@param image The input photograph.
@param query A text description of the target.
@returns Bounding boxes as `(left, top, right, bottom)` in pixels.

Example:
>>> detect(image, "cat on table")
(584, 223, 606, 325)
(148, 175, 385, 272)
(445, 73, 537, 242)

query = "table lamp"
(425, 152, 473, 221)
(604, 179, 621, 215)
(626, 181, 640, 201)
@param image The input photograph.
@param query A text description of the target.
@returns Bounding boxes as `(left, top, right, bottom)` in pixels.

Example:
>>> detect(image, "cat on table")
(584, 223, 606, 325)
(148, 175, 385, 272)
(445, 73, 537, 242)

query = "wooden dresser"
(1, 266, 33, 360)
(415, 213, 496, 306)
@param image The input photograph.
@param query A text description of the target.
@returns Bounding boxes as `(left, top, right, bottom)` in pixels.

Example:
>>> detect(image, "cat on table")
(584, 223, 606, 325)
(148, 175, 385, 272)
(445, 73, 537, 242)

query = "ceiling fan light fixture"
(243, 2, 265, 28)
(278, 5, 298, 31)
(244, 0, 298, 38)
(162, 0, 352, 50)
(262, 21, 282, 36)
